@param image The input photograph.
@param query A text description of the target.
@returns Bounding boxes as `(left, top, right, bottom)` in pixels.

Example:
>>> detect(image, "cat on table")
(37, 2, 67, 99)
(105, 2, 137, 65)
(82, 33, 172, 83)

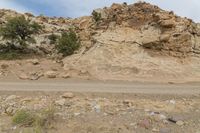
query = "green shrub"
(13, 106, 55, 133)
(92, 11, 101, 22)
(0, 43, 36, 60)
(0, 16, 42, 47)
(56, 29, 80, 56)
(48, 33, 59, 44)
(12, 110, 35, 126)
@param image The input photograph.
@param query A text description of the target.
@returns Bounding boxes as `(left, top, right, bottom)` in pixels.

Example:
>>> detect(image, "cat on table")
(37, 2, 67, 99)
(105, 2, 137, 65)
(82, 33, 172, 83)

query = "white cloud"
(0, 0, 32, 13)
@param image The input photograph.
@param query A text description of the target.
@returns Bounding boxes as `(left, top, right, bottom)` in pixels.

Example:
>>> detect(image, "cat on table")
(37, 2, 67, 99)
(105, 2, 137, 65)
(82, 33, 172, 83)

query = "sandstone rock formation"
(62, 2, 200, 82)
(1, 2, 200, 82)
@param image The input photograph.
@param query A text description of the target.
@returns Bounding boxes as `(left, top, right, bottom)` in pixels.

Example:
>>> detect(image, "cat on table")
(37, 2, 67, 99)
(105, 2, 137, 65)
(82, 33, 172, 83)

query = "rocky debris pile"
(0, 93, 199, 133)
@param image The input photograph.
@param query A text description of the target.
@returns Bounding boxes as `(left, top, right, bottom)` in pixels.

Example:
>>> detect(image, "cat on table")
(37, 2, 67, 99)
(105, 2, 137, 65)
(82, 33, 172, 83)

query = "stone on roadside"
(28, 59, 39, 65)
(1, 64, 9, 69)
(18, 73, 29, 80)
(139, 119, 151, 129)
(93, 104, 101, 113)
(62, 92, 74, 99)
(5, 107, 15, 115)
(29, 75, 40, 80)
(160, 128, 171, 133)
(29, 72, 43, 80)
(176, 121, 184, 126)
(6, 95, 17, 101)
(55, 99, 66, 106)
(45, 71, 57, 78)
(168, 115, 185, 123)
(20, 97, 32, 103)
(61, 73, 70, 79)
(169, 100, 176, 104)
(152, 128, 159, 132)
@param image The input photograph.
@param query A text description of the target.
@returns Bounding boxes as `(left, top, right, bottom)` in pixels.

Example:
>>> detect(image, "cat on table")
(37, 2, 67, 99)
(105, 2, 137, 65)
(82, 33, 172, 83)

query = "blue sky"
(0, 0, 200, 22)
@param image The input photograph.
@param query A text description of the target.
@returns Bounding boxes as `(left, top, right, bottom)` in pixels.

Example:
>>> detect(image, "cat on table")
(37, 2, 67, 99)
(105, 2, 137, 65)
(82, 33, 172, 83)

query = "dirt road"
(0, 78, 199, 95)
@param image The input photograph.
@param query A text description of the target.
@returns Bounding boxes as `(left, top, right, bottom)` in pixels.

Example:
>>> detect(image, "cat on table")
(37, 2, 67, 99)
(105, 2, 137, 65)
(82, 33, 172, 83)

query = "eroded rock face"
(0, 2, 199, 58)
(63, 2, 200, 82)
(1, 2, 200, 82)
(91, 2, 200, 57)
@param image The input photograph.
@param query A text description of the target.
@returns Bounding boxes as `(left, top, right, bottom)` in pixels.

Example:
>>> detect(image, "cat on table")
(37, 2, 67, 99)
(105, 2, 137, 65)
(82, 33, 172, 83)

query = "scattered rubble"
(0, 92, 198, 133)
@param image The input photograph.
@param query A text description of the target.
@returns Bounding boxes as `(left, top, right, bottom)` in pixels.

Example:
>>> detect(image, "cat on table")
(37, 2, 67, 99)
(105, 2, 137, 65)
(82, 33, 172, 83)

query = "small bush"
(56, 29, 80, 56)
(48, 33, 59, 44)
(0, 43, 36, 60)
(34, 106, 55, 133)
(12, 110, 35, 126)
(12, 107, 55, 132)
(92, 11, 101, 22)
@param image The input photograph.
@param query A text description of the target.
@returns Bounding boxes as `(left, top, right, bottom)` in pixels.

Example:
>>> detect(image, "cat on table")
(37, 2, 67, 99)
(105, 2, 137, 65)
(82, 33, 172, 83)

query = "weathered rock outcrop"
(63, 2, 200, 82)
(90, 2, 200, 57)
(1, 2, 200, 82)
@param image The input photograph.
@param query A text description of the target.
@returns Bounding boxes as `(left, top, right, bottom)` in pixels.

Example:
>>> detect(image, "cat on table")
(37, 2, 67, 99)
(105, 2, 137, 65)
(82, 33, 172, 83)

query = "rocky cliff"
(1, 2, 200, 82)
(63, 2, 200, 82)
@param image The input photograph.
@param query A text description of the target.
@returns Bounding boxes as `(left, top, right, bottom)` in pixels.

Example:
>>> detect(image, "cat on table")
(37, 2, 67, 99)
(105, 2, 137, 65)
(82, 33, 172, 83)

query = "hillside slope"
(63, 2, 200, 82)
(1, 2, 200, 82)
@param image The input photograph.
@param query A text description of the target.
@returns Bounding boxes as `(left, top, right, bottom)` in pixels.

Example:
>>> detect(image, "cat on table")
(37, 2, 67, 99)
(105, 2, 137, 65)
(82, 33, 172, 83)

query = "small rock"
(93, 104, 101, 113)
(139, 119, 151, 129)
(20, 97, 32, 102)
(6, 95, 17, 101)
(61, 73, 70, 79)
(29, 75, 40, 80)
(1, 64, 9, 69)
(152, 128, 159, 132)
(28, 72, 43, 80)
(11, 126, 17, 130)
(28, 59, 39, 65)
(169, 100, 176, 104)
(130, 123, 137, 126)
(153, 114, 167, 122)
(74, 113, 80, 116)
(123, 100, 132, 105)
(159, 114, 167, 120)
(55, 99, 66, 106)
(168, 115, 185, 123)
(176, 121, 184, 126)
(5, 107, 15, 115)
(163, 119, 169, 124)
(18, 73, 29, 80)
(62, 92, 74, 99)
(160, 128, 171, 133)
(45, 71, 57, 78)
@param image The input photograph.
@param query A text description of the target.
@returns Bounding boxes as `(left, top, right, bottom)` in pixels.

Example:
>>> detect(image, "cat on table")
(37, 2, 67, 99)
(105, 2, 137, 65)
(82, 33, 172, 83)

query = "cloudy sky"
(0, 0, 199, 22)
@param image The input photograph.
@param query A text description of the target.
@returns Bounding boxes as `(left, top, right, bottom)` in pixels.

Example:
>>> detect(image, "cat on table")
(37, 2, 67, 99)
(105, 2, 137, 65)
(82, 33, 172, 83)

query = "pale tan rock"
(176, 121, 184, 126)
(45, 71, 57, 78)
(18, 73, 29, 80)
(28, 59, 39, 65)
(55, 99, 66, 106)
(61, 73, 70, 79)
(62, 92, 74, 99)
